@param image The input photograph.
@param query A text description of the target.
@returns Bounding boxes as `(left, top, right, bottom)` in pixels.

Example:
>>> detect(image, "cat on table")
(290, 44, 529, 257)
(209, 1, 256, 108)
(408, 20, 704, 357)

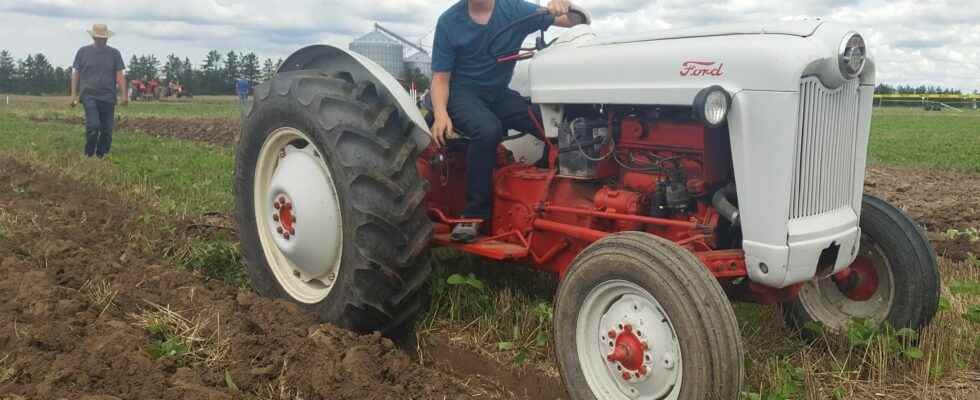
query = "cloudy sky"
(1, 0, 977, 91)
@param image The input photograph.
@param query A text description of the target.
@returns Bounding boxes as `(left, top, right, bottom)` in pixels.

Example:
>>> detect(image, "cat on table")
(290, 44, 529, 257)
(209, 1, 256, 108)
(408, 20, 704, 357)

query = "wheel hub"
(264, 143, 343, 286)
(273, 195, 296, 240)
(832, 255, 880, 301)
(606, 324, 651, 381)
(584, 287, 681, 399)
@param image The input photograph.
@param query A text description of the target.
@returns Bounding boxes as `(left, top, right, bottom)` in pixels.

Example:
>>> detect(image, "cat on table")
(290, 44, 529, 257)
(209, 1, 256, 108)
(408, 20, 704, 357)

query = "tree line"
(875, 83, 975, 95)
(127, 51, 283, 95)
(0, 49, 282, 96)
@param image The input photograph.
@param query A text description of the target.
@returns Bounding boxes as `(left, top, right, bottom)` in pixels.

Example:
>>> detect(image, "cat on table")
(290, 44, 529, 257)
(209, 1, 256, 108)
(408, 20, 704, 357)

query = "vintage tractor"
(234, 7, 939, 399)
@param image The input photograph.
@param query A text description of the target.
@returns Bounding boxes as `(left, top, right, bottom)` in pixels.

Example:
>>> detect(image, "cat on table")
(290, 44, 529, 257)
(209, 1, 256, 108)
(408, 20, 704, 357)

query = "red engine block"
(422, 114, 749, 282)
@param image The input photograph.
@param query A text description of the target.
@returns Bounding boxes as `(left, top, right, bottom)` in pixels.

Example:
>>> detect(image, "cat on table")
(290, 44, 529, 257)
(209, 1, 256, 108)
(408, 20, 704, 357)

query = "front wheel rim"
(797, 235, 896, 329)
(576, 280, 683, 400)
(254, 127, 344, 304)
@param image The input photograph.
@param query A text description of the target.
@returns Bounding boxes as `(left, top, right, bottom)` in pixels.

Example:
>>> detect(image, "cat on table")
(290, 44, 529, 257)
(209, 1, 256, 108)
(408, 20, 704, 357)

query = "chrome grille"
(790, 77, 861, 219)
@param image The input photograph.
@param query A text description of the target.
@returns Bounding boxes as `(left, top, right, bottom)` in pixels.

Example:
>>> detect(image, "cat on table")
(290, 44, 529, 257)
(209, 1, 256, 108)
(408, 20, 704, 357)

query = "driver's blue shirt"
(432, 0, 554, 90)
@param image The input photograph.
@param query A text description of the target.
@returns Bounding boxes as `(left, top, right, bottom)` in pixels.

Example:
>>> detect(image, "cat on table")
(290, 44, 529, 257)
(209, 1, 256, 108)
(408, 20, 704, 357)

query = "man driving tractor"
(429, 0, 579, 243)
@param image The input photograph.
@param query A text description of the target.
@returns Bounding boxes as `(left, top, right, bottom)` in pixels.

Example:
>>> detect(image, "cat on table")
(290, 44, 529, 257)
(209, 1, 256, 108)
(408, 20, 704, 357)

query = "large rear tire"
(234, 70, 433, 334)
(554, 232, 743, 400)
(784, 194, 940, 334)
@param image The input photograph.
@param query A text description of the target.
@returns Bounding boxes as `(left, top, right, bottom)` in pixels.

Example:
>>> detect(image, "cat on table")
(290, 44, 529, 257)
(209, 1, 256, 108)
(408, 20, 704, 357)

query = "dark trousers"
(447, 86, 539, 219)
(81, 96, 115, 157)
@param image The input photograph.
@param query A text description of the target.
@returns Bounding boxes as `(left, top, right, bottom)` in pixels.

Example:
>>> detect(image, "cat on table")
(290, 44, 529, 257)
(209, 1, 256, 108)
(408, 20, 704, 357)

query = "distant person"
(70, 23, 127, 158)
(236, 78, 251, 105)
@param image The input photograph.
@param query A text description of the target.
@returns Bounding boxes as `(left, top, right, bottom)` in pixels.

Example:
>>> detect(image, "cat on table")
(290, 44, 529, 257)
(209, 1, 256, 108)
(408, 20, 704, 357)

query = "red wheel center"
(833, 256, 879, 301)
(606, 325, 648, 379)
(273, 196, 296, 239)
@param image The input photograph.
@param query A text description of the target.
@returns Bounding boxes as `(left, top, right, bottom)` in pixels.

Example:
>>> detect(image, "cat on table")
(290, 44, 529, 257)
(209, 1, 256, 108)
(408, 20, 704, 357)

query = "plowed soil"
(29, 116, 238, 147)
(0, 159, 515, 400)
(865, 165, 980, 260)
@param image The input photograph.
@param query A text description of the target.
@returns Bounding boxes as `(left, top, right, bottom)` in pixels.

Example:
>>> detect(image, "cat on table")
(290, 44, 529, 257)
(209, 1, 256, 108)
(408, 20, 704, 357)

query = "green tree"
(201, 50, 223, 94)
(262, 57, 276, 81)
(138, 54, 160, 80)
(127, 54, 141, 80)
(177, 56, 194, 89)
(223, 50, 239, 93)
(162, 54, 183, 82)
(0, 50, 15, 93)
(241, 52, 260, 83)
(403, 67, 430, 92)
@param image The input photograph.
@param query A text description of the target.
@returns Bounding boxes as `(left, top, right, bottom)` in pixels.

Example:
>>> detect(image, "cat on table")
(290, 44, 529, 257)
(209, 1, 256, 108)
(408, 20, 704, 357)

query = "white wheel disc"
(253, 127, 344, 304)
(576, 280, 683, 400)
(797, 236, 896, 330)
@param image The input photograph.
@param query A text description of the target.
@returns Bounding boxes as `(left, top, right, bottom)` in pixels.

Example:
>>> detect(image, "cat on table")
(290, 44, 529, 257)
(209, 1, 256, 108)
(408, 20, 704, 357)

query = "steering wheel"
(485, 7, 590, 63)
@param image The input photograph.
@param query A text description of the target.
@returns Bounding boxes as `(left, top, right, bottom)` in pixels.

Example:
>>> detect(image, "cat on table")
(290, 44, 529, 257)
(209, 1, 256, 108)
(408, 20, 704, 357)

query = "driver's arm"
(430, 72, 452, 147)
(429, 18, 456, 147)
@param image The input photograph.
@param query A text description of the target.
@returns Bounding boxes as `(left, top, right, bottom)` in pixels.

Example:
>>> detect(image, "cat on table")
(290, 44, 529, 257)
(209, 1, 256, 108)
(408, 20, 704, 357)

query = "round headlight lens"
(839, 33, 866, 78)
(704, 91, 729, 125)
(693, 86, 731, 128)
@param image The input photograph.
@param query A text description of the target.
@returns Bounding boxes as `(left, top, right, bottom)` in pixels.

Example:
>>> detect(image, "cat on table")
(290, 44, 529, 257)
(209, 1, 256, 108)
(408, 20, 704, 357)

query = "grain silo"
(350, 28, 405, 78)
(404, 51, 431, 77)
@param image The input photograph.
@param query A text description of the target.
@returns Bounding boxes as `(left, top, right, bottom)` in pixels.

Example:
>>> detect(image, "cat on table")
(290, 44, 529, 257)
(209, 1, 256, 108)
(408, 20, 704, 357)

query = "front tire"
(784, 194, 940, 333)
(554, 232, 743, 400)
(234, 70, 433, 334)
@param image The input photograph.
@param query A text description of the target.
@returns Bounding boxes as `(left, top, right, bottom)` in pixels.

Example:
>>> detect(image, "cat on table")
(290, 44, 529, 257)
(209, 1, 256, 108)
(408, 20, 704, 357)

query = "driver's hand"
(431, 112, 453, 148)
(547, 0, 571, 17)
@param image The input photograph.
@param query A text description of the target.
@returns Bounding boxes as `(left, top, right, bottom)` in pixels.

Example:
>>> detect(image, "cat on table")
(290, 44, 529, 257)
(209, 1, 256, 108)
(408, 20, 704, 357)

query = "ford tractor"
(234, 6, 939, 399)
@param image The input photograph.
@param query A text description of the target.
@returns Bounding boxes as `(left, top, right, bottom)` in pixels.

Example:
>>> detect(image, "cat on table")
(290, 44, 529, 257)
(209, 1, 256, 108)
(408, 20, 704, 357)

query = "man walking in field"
(71, 23, 127, 158)
(236, 77, 251, 105)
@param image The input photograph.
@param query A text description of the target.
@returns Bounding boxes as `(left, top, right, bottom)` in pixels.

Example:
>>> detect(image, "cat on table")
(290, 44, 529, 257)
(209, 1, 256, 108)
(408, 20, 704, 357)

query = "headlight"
(839, 32, 866, 79)
(693, 86, 731, 128)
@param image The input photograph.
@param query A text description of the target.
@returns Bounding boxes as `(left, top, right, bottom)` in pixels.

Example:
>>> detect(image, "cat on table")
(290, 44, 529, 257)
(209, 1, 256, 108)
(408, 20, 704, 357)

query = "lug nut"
(277, 227, 284, 234)
(288, 228, 295, 235)
(608, 330, 617, 339)
(273, 214, 280, 221)
(622, 372, 631, 381)
(274, 203, 281, 210)
(284, 233, 291, 240)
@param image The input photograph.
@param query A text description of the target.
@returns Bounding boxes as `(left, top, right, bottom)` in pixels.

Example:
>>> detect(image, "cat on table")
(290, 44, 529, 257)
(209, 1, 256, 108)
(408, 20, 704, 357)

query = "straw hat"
(88, 24, 114, 39)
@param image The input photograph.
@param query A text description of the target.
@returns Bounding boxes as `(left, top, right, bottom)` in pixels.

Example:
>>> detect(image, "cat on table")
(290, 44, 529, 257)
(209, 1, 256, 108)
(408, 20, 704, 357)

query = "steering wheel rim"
(484, 9, 552, 61)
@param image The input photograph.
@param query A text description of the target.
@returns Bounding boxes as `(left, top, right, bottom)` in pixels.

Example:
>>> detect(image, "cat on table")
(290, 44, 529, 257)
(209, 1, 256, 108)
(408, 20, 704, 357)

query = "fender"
(278, 45, 431, 137)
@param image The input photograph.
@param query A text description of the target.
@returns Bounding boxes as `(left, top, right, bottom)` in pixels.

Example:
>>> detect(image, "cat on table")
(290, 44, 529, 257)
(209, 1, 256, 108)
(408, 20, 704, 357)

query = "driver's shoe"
(451, 222, 480, 244)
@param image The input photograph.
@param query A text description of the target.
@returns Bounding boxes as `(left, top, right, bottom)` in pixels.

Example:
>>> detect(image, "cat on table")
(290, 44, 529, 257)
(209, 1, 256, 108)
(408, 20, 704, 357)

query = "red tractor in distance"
(130, 79, 161, 101)
(233, 7, 940, 399)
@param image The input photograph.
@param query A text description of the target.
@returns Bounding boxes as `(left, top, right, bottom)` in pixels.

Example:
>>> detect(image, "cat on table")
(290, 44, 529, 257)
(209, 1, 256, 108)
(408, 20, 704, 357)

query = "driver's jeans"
(447, 85, 541, 220)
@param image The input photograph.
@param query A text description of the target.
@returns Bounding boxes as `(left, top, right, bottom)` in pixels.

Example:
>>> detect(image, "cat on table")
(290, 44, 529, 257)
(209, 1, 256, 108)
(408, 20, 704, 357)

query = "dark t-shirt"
(432, 0, 553, 89)
(72, 44, 125, 103)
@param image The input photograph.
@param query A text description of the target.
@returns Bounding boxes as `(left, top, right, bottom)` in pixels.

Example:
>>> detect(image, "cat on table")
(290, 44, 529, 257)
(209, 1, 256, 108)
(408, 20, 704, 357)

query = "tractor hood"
(519, 21, 874, 106)
(589, 20, 823, 46)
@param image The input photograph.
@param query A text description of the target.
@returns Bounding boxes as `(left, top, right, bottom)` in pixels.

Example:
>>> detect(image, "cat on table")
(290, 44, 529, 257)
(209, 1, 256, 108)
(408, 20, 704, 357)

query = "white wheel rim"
(254, 127, 344, 304)
(576, 280, 683, 400)
(797, 236, 896, 329)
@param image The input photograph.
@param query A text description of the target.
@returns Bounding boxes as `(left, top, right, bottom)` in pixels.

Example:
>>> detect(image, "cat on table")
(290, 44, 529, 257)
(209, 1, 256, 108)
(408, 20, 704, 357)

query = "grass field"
(868, 107, 980, 172)
(0, 96, 977, 399)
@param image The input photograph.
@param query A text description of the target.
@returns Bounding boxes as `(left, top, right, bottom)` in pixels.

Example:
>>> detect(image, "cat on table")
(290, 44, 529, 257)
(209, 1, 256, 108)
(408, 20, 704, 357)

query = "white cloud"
(0, 0, 977, 91)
